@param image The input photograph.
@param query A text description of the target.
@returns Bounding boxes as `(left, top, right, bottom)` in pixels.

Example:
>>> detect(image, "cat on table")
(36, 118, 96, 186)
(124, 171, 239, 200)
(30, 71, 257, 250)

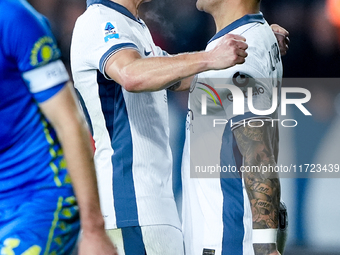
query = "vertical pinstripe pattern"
(97, 71, 139, 228)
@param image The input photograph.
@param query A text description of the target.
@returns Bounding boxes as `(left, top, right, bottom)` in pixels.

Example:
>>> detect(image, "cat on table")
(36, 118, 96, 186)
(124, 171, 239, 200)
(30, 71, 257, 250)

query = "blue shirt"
(0, 0, 73, 206)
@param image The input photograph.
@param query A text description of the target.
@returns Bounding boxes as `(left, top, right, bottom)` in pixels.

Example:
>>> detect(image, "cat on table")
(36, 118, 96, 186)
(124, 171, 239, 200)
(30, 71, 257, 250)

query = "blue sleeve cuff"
(33, 83, 66, 103)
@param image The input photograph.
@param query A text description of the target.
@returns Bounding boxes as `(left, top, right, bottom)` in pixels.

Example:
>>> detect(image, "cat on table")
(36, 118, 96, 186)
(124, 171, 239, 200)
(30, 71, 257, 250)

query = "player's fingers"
(236, 48, 248, 58)
(235, 40, 248, 50)
(274, 30, 290, 46)
(225, 33, 246, 42)
(280, 42, 288, 54)
(271, 24, 289, 37)
(274, 32, 287, 43)
(274, 32, 289, 56)
(271, 25, 290, 56)
(234, 55, 246, 65)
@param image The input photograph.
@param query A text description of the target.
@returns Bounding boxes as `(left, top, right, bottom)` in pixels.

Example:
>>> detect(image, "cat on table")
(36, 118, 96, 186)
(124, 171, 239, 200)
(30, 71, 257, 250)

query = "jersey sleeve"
(2, 1, 69, 102)
(192, 44, 275, 124)
(155, 46, 169, 57)
(218, 45, 275, 121)
(96, 19, 142, 78)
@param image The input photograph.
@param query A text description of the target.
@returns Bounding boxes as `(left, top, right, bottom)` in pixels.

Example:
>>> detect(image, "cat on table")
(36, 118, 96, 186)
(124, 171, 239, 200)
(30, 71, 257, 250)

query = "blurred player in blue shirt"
(0, 0, 117, 254)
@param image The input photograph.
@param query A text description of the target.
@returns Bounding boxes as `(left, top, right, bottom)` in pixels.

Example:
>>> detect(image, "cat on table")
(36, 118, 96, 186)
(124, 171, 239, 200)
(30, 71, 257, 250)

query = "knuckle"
(226, 39, 234, 46)
(232, 54, 238, 62)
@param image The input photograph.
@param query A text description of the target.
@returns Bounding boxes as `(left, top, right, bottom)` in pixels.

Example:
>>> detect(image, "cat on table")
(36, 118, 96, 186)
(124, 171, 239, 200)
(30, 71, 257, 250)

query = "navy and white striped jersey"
(182, 13, 283, 255)
(71, 0, 180, 230)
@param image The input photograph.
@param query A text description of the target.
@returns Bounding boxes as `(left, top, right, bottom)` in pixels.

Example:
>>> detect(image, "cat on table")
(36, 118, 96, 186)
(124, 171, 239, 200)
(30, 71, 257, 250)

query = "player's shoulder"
(233, 18, 279, 72)
(0, 0, 26, 18)
(74, 3, 132, 46)
(77, 3, 129, 28)
(205, 15, 278, 79)
(1, 0, 53, 47)
(1, 0, 42, 26)
(240, 21, 276, 47)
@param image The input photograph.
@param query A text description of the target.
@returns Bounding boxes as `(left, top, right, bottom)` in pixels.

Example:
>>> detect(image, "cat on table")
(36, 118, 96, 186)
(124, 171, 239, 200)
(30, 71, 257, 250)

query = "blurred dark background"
(27, 0, 340, 254)
(27, 0, 340, 77)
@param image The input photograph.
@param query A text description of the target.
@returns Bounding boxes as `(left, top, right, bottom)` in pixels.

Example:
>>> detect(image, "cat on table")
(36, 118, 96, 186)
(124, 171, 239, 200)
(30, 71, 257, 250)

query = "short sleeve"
(2, 2, 62, 72)
(192, 51, 274, 122)
(204, 44, 274, 121)
(97, 20, 141, 77)
(1, 1, 69, 102)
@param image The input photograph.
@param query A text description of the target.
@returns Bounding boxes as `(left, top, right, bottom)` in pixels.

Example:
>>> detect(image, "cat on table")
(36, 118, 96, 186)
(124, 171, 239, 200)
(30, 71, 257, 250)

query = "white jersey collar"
(87, 0, 144, 25)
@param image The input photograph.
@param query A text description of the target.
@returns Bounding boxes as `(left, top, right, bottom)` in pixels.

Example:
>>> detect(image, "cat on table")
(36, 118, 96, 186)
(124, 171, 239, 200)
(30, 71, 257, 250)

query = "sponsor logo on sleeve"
(102, 22, 119, 42)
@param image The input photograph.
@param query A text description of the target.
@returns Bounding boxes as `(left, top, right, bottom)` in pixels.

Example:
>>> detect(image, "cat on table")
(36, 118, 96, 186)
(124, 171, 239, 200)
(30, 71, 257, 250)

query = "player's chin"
(196, 0, 203, 11)
(196, 0, 211, 12)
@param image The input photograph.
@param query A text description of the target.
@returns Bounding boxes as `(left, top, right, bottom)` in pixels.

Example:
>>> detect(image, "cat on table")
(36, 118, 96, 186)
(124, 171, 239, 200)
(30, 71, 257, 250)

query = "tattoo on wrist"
(253, 243, 277, 255)
(167, 82, 181, 91)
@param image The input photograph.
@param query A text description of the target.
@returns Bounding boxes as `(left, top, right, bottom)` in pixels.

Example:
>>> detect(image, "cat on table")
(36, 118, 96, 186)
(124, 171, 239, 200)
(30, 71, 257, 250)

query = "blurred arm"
(39, 82, 118, 255)
(233, 121, 281, 255)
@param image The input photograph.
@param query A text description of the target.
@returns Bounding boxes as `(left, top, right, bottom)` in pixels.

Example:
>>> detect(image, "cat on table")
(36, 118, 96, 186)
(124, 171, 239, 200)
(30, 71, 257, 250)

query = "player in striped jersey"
(70, 0, 248, 254)
(181, 0, 286, 254)
(0, 0, 117, 254)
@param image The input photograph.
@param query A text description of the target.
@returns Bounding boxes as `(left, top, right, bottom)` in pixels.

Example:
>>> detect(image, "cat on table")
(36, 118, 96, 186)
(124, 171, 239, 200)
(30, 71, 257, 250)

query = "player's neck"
(213, 1, 260, 33)
(112, 0, 143, 17)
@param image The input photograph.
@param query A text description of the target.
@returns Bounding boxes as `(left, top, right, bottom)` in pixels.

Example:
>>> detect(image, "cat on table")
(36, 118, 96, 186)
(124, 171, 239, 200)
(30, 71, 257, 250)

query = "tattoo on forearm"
(233, 122, 280, 254)
(253, 244, 277, 255)
(167, 81, 181, 91)
(233, 122, 280, 230)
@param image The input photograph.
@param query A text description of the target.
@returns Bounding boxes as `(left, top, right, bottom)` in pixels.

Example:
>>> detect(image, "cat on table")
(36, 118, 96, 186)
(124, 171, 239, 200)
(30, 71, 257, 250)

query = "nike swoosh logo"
(144, 49, 152, 56)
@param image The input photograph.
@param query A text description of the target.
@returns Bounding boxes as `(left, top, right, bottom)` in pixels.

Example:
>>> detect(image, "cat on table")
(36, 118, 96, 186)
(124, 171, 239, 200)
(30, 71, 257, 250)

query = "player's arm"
(105, 34, 247, 92)
(39, 82, 118, 255)
(233, 121, 281, 255)
(167, 76, 195, 92)
(169, 24, 290, 93)
(270, 24, 290, 56)
(168, 24, 289, 93)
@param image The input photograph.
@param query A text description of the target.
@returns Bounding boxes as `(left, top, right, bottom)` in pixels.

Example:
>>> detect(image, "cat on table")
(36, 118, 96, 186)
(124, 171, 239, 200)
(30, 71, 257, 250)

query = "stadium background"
(27, 0, 340, 254)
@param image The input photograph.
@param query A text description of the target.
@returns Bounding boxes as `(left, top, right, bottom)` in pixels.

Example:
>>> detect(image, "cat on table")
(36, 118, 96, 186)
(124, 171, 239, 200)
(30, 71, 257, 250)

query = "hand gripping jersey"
(181, 13, 283, 255)
(71, 0, 180, 230)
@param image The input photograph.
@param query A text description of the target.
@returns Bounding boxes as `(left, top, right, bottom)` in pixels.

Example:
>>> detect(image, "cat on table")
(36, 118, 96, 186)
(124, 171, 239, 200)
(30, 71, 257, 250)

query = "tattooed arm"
(167, 76, 196, 91)
(233, 121, 281, 255)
